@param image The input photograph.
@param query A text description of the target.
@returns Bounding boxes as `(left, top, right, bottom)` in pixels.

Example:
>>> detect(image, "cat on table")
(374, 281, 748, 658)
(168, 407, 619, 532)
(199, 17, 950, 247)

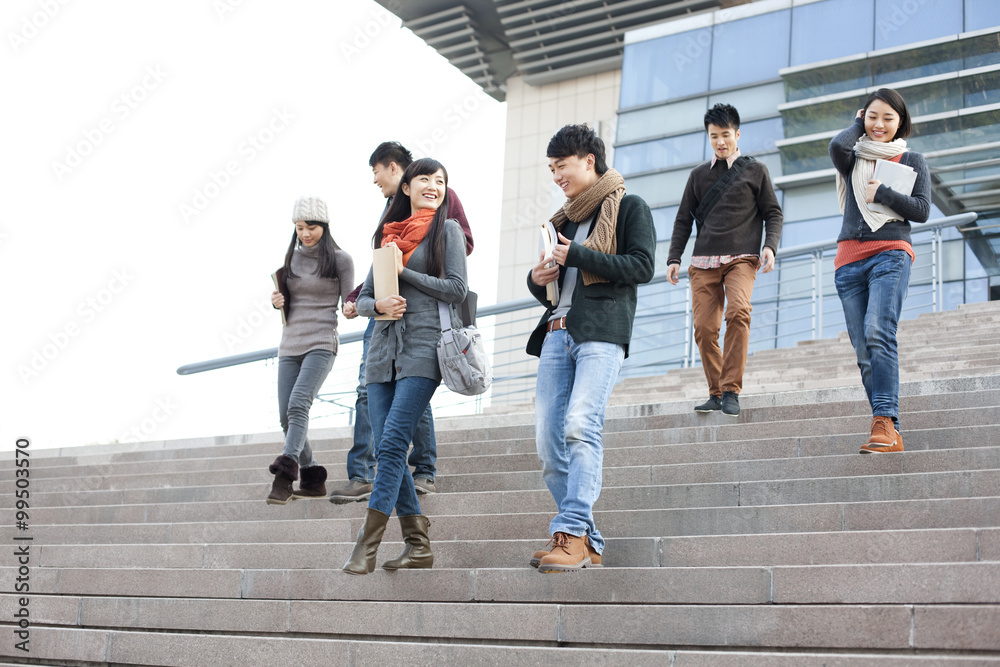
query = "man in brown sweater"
(666, 104, 783, 417)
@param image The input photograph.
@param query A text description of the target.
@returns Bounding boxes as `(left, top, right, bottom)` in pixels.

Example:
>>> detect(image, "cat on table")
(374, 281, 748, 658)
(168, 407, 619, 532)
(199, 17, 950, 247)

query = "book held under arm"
(539, 221, 560, 306)
(372, 245, 401, 321)
(869, 158, 917, 218)
(271, 271, 287, 325)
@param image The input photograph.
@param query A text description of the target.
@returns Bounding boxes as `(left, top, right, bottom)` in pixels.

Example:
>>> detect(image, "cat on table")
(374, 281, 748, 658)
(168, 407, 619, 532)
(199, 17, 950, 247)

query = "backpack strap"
(693, 155, 755, 227)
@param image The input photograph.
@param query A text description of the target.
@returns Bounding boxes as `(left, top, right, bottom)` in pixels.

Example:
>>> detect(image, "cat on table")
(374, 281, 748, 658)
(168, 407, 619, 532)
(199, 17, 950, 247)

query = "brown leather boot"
(530, 536, 603, 568)
(381, 515, 433, 570)
(266, 455, 298, 505)
(537, 532, 593, 573)
(292, 465, 328, 499)
(860, 416, 904, 453)
(342, 508, 389, 575)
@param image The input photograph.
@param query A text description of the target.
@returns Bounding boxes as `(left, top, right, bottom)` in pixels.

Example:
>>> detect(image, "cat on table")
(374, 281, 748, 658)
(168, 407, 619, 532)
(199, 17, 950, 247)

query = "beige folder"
(372, 246, 400, 321)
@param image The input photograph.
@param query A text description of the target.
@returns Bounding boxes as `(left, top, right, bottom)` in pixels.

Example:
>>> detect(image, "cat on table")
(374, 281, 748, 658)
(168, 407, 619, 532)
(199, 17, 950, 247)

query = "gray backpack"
(437, 299, 492, 396)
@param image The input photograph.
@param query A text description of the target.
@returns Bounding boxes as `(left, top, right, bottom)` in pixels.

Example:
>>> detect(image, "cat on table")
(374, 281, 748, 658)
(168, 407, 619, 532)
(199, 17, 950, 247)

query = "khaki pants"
(689, 257, 758, 396)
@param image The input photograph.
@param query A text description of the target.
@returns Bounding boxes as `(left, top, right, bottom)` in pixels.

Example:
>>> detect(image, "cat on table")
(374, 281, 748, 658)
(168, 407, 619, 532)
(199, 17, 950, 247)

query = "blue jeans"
(534, 329, 624, 554)
(834, 250, 911, 429)
(366, 376, 439, 517)
(278, 349, 334, 468)
(348, 318, 437, 482)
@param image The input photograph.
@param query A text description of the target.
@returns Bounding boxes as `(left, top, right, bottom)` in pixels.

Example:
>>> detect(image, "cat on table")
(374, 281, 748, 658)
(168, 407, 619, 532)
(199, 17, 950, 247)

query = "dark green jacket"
(525, 194, 656, 358)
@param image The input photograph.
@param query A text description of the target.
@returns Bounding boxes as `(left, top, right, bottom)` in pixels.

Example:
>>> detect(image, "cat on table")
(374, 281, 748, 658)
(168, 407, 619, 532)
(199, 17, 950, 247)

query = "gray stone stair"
(1, 300, 999, 664)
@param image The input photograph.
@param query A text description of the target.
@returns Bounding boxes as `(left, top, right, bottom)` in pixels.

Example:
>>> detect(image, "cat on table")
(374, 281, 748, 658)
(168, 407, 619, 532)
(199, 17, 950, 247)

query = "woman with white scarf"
(829, 88, 930, 453)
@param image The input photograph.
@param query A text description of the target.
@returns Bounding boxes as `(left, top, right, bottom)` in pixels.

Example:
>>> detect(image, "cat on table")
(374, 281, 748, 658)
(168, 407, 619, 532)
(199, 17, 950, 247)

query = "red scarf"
(381, 208, 435, 266)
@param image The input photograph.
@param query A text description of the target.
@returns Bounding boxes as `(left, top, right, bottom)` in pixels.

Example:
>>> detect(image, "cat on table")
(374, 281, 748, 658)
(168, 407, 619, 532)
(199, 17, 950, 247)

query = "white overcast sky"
(1, 0, 507, 450)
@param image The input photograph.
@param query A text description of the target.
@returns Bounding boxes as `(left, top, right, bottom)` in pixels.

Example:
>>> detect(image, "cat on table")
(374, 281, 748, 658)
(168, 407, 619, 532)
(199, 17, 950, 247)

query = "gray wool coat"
(357, 219, 468, 384)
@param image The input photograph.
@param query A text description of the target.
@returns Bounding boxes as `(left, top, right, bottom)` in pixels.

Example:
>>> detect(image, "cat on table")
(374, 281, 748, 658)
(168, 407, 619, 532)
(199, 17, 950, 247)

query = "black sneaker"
(413, 477, 436, 495)
(721, 391, 740, 417)
(694, 395, 722, 412)
(328, 480, 373, 504)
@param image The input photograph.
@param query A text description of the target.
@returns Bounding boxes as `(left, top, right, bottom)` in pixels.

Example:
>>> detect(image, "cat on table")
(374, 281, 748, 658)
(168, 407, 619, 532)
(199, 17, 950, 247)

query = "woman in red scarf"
(343, 158, 469, 574)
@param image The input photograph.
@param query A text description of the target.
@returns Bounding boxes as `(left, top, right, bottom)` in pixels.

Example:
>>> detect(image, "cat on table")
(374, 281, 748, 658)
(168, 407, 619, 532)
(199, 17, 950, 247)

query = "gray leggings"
(278, 349, 334, 467)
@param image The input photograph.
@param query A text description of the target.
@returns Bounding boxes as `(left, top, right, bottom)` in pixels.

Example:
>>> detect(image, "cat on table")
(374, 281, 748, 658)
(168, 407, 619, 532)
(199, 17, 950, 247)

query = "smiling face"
(706, 123, 740, 162)
(864, 99, 901, 143)
(402, 168, 447, 215)
(295, 221, 324, 247)
(372, 161, 403, 199)
(548, 153, 600, 199)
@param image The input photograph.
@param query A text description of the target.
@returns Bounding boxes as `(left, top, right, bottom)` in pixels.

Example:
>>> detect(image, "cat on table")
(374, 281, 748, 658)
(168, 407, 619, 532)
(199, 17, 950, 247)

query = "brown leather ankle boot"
(342, 508, 389, 575)
(382, 515, 433, 570)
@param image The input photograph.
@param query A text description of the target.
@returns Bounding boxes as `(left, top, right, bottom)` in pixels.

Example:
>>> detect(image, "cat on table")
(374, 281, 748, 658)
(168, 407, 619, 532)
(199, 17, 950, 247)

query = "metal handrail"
(176, 212, 978, 376)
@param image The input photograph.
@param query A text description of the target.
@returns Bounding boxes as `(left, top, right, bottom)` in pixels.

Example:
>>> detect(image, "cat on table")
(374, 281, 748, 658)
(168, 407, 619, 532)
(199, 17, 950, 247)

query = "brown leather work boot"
(860, 416, 904, 453)
(530, 535, 602, 568)
(537, 532, 593, 573)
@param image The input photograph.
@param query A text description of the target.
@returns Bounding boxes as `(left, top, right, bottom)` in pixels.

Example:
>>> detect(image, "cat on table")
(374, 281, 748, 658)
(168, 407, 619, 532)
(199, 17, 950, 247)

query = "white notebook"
(869, 158, 917, 217)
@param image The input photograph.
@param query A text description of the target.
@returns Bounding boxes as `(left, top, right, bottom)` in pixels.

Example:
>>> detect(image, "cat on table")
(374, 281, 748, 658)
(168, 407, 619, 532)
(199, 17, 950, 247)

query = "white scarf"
(835, 135, 908, 233)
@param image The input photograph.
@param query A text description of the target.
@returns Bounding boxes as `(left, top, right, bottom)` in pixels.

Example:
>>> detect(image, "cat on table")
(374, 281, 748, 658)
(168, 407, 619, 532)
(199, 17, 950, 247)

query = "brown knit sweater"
(667, 158, 783, 263)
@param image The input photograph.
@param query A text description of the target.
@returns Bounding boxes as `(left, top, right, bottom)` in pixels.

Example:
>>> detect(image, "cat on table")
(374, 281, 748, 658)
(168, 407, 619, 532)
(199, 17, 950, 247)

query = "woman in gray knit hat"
(266, 196, 354, 504)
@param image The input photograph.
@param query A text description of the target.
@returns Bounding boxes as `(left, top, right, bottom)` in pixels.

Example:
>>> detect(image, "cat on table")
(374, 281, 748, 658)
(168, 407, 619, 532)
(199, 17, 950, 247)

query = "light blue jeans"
(834, 249, 912, 430)
(534, 329, 624, 554)
(278, 349, 334, 468)
(366, 376, 439, 517)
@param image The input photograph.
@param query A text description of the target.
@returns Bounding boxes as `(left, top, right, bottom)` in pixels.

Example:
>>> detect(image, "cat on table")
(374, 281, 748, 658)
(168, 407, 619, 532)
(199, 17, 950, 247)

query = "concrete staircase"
(2, 301, 1000, 665)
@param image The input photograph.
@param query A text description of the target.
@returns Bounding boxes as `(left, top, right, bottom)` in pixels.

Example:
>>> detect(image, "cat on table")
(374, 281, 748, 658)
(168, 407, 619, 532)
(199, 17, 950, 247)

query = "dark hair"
(374, 158, 450, 278)
(369, 141, 413, 170)
(283, 221, 340, 280)
(704, 103, 740, 132)
(546, 124, 608, 175)
(862, 88, 912, 140)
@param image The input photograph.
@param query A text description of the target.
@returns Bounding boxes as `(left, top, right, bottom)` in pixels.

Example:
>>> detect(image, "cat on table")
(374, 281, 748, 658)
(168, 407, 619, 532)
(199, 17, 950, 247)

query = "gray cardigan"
(357, 219, 468, 384)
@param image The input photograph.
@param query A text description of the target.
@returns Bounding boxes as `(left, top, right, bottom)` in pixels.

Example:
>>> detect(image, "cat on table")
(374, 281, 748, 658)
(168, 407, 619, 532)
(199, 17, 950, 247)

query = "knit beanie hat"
(292, 196, 329, 224)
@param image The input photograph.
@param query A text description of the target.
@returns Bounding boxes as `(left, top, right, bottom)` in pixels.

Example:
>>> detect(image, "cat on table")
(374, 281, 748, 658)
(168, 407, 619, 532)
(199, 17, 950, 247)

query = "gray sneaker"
(413, 477, 436, 495)
(721, 391, 740, 417)
(328, 480, 373, 504)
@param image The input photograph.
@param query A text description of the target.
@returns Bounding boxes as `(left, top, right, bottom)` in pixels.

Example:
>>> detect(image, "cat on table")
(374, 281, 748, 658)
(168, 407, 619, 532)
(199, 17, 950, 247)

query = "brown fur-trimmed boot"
(266, 455, 298, 505)
(382, 514, 433, 570)
(292, 465, 328, 499)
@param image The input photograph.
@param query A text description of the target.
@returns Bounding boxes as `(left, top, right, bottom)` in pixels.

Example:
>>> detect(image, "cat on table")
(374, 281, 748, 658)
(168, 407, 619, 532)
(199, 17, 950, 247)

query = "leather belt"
(546, 316, 567, 332)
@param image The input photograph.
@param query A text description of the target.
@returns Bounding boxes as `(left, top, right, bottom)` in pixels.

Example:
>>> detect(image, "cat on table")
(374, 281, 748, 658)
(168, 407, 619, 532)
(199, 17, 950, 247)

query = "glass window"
(791, 0, 875, 67)
(784, 59, 872, 102)
(780, 137, 834, 175)
(873, 41, 963, 85)
(964, 68, 1000, 107)
(964, 31, 1000, 69)
(874, 0, 963, 50)
(650, 206, 680, 242)
(782, 95, 867, 139)
(966, 278, 987, 303)
(737, 117, 784, 155)
(624, 168, 694, 208)
(965, 0, 1000, 32)
(709, 82, 785, 121)
(614, 132, 705, 176)
(710, 10, 791, 91)
(779, 216, 842, 247)
(620, 28, 713, 108)
(782, 183, 842, 222)
(616, 97, 707, 144)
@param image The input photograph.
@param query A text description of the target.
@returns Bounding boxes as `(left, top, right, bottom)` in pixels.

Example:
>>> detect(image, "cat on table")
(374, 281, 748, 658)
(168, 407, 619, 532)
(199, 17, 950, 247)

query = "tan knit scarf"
(835, 135, 908, 233)
(549, 168, 625, 285)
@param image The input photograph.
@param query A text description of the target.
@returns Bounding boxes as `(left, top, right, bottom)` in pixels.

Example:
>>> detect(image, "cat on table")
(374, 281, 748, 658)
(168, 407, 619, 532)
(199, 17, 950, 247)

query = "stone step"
(5, 496, 999, 545)
(10, 468, 999, 527)
(10, 562, 999, 605)
(4, 594, 999, 655)
(21, 445, 999, 509)
(26, 525, 999, 570)
(660, 527, 1000, 567)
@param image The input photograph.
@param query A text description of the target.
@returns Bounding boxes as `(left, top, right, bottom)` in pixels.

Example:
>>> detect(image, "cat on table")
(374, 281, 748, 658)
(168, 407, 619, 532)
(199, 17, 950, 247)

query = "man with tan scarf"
(525, 124, 656, 572)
